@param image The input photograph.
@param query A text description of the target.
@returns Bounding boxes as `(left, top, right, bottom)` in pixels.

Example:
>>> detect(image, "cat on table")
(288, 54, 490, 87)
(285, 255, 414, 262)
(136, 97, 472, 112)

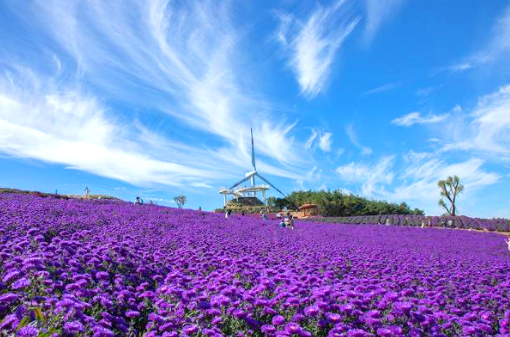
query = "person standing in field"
(288, 213, 295, 230)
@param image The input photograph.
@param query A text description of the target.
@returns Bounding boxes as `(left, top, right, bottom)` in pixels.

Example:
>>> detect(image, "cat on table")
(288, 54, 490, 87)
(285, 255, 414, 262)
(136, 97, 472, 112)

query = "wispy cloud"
(362, 82, 401, 95)
(442, 3, 510, 72)
(391, 112, 449, 127)
(415, 85, 438, 98)
(474, 3, 510, 64)
(319, 132, 333, 152)
(345, 123, 372, 155)
(336, 156, 394, 195)
(336, 151, 499, 215)
(304, 129, 318, 150)
(442, 84, 510, 156)
(275, 1, 360, 99)
(305, 129, 333, 152)
(435, 63, 472, 75)
(0, 0, 311, 189)
(363, 0, 406, 45)
(389, 152, 500, 215)
(0, 70, 218, 187)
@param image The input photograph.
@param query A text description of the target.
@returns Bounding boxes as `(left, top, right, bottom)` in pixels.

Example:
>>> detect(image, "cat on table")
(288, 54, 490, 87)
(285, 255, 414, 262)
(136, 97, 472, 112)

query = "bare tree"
(438, 175, 464, 216)
(174, 195, 187, 209)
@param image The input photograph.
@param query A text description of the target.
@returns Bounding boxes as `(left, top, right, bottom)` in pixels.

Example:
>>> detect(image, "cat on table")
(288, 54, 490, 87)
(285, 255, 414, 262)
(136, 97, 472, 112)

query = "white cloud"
(305, 129, 318, 150)
(391, 112, 448, 127)
(444, 3, 510, 71)
(336, 156, 394, 195)
(335, 151, 500, 215)
(36, 0, 305, 165)
(345, 123, 372, 155)
(389, 152, 500, 215)
(276, 1, 360, 98)
(415, 86, 441, 98)
(475, 3, 510, 64)
(442, 63, 472, 74)
(364, 0, 406, 45)
(305, 129, 333, 152)
(0, 0, 311, 189)
(336, 162, 371, 182)
(442, 84, 510, 156)
(362, 82, 401, 95)
(318, 132, 333, 152)
(0, 73, 218, 187)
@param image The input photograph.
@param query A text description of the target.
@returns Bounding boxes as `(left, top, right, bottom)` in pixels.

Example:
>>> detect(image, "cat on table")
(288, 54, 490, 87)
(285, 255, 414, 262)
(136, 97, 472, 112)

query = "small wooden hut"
(298, 203, 319, 218)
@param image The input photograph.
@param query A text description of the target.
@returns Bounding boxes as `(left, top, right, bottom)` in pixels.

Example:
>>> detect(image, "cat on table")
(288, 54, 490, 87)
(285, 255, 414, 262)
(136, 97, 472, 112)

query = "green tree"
(174, 195, 187, 209)
(438, 175, 464, 216)
(277, 189, 423, 217)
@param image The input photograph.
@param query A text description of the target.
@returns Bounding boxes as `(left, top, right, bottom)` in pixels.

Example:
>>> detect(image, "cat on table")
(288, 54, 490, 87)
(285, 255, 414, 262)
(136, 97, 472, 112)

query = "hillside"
(0, 193, 509, 336)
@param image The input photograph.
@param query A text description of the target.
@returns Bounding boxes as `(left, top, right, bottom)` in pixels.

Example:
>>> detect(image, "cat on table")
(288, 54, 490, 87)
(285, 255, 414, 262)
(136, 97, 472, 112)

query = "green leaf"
(33, 307, 46, 323)
(16, 316, 30, 331)
(38, 332, 53, 337)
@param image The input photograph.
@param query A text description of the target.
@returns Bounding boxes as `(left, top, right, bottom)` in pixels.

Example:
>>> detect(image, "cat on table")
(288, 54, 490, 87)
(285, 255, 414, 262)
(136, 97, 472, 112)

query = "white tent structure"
(219, 129, 285, 206)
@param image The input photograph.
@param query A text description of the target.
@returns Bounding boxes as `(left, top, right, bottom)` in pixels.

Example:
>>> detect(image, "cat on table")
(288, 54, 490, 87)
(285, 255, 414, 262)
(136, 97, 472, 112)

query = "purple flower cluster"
(315, 214, 510, 232)
(1, 193, 509, 336)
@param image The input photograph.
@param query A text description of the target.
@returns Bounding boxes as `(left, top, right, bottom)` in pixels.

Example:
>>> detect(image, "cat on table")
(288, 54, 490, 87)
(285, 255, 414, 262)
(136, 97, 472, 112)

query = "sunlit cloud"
(363, 0, 406, 45)
(0, 0, 312, 189)
(275, 0, 360, 98)
(442, 84, 510, 156)
(392, 112, 449, 127)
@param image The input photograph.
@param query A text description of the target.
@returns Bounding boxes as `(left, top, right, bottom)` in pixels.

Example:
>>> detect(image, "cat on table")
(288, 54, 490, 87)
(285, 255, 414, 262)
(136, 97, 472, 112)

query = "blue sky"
(1, 0, 510, 216)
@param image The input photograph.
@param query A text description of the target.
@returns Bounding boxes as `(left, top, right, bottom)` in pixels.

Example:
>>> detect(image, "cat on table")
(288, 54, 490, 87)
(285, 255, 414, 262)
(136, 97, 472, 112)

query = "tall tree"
(174, 195, 187, 209)
(438, 176, 464, 216)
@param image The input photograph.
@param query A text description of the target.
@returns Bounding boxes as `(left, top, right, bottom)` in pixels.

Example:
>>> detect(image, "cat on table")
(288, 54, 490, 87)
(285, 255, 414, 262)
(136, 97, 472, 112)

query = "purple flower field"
(1, 194, 509, 337)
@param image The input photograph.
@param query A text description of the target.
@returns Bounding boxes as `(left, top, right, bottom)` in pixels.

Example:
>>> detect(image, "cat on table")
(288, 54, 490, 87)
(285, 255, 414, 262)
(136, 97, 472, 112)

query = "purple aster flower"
(2, 270, 21, 284)
(339, 304, 353, 314)
(17, 326, 39, 337)
(376, 327, 393, 337)
(198, 300, 211, 310)
(264, 306, 277, 315)
(347, 329, 369, 337)
(92, 326, 114, 337)
(327, 313, 341, 323)
(64, 321, 85, 334)
(0, 314, 18, 330)
(183, 325, 199, 335)
(304, 305, 320, 317)
(245, 317, 261, 330)
(95, 271, 109, 280)
(125, 310, 140, 318)
(284, 323, 301, 335)
(272, 315, 285, 326)
(12, 277, 30, 290)
(233, 309, 247, 319)
(0, 293, 20, 303)
(261, 325, 277, 334)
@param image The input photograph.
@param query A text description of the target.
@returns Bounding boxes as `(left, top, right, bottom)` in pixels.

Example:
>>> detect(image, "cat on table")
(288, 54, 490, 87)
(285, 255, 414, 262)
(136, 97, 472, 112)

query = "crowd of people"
(224, 210, 296, 229)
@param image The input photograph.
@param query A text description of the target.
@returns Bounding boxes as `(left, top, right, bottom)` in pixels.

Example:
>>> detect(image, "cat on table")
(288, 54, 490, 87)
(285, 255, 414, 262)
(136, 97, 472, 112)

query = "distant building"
(298, 203, 319, 218)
